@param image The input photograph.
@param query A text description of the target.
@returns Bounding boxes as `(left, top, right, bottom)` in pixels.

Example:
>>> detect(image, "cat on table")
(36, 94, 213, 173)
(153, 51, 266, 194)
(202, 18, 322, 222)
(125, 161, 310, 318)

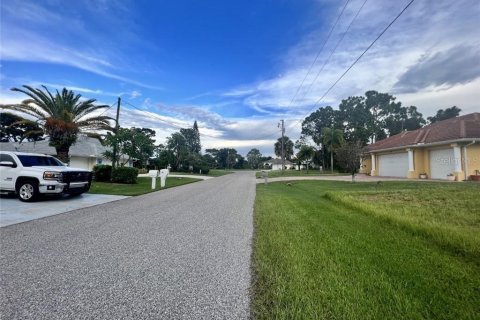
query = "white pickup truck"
(0, 151, 93, 202)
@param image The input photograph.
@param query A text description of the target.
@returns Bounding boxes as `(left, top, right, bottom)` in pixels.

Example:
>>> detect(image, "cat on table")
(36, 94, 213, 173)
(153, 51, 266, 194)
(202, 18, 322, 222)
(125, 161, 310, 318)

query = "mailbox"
(148, 170, 159, 189)
(159, 169, 169, 188)
(148, 170, 159, 177)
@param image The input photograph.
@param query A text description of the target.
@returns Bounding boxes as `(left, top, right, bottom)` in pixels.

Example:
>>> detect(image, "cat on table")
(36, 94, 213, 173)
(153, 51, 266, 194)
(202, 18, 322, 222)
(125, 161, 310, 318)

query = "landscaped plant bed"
(470, 175, 480, 181)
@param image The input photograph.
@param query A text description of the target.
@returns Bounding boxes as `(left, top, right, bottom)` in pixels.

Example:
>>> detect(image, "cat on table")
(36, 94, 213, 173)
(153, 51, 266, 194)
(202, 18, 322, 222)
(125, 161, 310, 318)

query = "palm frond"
(0, 104, 47, 120)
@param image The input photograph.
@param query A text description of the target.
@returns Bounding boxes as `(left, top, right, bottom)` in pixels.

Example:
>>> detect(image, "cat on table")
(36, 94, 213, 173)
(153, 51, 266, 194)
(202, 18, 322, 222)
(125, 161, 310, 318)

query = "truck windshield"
(17, 155, 64, 167)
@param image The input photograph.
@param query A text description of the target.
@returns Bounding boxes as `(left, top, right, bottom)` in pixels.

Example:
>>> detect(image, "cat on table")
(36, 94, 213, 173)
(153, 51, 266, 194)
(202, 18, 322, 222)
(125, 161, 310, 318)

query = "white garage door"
(378, 153, 408, 177)
(69, 157, 89, 170)
(429, 149, 456, 180)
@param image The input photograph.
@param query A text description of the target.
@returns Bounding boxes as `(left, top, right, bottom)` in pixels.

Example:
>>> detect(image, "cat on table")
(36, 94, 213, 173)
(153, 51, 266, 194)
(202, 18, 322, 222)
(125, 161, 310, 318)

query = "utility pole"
(331, 123, 334, 174)
(279, 120, 285, 171)
(112, 97, 121, 169)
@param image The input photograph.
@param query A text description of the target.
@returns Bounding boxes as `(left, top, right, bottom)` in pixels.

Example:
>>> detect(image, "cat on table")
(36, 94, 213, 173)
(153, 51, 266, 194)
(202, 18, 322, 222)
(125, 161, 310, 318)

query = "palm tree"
(321, 127, 344, 173)
(0, 85, 112, 162)
(274, 136, 294, 161)
(296, 145, 315, 173)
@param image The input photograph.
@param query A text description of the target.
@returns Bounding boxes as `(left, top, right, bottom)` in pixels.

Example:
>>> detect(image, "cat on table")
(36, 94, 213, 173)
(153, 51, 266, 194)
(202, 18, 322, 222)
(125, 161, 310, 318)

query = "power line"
(286, 0, 416, 135)
(97, 101, 117, 117)
(122, 101, 221, 139)
(296, 0, 369, 108)
(286, 0, 352, 111)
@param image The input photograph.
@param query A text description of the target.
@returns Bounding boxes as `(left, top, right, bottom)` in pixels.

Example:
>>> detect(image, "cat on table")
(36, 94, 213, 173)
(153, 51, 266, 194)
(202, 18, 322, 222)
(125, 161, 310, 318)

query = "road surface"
(0, 171, 255, 319)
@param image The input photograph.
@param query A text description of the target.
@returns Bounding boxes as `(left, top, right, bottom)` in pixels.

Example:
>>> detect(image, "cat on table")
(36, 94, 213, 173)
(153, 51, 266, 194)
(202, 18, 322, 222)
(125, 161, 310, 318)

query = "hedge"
(93, 164, 112, 182)
(111, 167, 139, 184)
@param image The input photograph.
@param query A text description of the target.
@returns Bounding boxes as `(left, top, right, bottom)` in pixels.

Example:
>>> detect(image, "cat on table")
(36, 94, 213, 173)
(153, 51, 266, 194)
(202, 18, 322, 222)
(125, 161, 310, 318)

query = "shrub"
(93, 164, 112, 182)
(111, 167, 139, 184)
(138, 168, 148, 174)
(201, 167, 210, 175)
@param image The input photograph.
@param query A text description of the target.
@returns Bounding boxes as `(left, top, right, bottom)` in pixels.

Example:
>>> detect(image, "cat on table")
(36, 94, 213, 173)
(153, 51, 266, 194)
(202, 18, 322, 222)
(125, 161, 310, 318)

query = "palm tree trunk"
(56, 147, 69, 164)
(331, 151, 333, 173)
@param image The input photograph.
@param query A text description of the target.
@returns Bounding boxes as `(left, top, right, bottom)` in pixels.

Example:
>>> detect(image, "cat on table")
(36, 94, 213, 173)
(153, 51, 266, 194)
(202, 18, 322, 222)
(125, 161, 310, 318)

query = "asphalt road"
(0, 171, 255, 319)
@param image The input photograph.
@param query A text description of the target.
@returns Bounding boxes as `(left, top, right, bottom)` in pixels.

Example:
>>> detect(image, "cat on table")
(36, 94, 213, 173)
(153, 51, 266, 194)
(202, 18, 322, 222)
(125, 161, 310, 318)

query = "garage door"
(378, 153, 408, 177)
(429, 149, 455, 180)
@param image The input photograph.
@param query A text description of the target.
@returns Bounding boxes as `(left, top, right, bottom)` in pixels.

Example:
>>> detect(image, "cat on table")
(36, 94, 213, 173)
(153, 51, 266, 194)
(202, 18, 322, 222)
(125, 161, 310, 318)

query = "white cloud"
(221, 0, 480, 128)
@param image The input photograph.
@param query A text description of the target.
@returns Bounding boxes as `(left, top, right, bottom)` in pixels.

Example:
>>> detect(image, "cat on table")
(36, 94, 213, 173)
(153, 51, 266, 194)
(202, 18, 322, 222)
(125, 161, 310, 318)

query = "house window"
(96, 158, 103, 165)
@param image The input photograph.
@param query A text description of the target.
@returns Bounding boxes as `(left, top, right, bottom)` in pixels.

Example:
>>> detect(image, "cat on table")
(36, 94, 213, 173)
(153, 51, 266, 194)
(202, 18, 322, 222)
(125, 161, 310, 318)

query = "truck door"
(0, 154, 18, 191)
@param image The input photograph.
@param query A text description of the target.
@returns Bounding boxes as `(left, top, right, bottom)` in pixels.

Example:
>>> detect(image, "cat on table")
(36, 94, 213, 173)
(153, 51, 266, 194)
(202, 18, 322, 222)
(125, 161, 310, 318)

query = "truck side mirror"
(0, 161, 17, 168)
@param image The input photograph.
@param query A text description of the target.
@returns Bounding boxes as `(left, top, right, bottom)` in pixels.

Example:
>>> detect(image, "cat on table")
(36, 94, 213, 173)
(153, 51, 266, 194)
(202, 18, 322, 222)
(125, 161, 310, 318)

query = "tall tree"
(321, 127, 344, 172)
(301, 106, 337, 144)
(364, 90, 402, 142)
(246, 148, 262, 169)
(274, 136, 294, 161)
(0, 85, 112, 162)
(180, 121, 201, 154)
(427, 106, 461, 123)
(0, 112, 44, 142)
(166, 132, 188, 170)
(337, 96, 371, 144)
(384, 105, 425, 136)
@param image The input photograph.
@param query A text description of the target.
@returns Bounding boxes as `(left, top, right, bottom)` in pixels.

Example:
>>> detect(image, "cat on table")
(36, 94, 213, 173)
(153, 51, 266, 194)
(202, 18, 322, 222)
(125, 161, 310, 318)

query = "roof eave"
(367, 138, 479, 153)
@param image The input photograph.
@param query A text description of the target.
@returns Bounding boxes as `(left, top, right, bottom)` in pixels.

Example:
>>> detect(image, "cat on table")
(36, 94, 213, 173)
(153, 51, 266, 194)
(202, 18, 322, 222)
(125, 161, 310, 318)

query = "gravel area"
(0, 171, 255, 319)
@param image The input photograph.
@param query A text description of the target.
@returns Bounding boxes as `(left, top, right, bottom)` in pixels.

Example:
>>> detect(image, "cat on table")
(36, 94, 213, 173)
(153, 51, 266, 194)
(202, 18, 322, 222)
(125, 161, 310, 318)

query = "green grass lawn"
(89, 177, 200, 196)
(255, 169, 346, 179)
(253, 181, 480, 320)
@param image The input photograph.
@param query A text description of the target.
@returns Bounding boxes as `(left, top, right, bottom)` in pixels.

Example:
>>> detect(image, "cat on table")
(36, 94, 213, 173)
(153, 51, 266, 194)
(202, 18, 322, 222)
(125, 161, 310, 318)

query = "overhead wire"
(295, 0, 369, 109)
(285, 0, 352, 111)
(122, 101, 221, 139)
(261, 0, 416, 140)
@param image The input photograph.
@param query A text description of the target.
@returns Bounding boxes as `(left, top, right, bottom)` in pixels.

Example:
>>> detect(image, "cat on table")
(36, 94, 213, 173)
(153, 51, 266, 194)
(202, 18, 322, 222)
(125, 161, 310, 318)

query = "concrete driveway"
(0, 193, 128, 227)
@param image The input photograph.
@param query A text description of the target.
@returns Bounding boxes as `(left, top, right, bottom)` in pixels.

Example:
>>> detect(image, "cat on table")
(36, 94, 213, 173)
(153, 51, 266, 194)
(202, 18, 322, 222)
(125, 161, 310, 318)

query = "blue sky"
(1, 0, 479, 156)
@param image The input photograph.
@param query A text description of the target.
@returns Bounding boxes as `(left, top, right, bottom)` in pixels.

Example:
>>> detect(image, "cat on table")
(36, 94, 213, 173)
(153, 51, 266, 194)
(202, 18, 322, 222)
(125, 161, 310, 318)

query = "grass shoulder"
(253, 180, 480, 319)
(89, 176, 201, 196)
(255, 169, 347, 178)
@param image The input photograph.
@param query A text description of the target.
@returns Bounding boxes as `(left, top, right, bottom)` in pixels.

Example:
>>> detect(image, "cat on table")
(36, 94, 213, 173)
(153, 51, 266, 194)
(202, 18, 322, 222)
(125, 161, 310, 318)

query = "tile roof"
(367, 112, 480, 152)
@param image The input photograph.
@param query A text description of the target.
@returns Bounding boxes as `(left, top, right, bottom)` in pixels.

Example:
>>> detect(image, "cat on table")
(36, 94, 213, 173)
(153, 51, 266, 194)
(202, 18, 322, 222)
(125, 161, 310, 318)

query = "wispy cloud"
(220, 0, 480, 118)
(0, 0, 163, 90)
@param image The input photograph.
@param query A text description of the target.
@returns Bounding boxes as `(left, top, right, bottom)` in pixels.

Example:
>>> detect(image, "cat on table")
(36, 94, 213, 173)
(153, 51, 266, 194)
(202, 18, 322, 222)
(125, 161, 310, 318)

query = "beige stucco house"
(361, 113, 480, 181)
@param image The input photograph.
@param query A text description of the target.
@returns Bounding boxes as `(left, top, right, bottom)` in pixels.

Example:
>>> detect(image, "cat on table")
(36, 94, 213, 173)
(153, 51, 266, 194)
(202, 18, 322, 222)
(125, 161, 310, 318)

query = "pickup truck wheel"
(17, 180, 39, 202)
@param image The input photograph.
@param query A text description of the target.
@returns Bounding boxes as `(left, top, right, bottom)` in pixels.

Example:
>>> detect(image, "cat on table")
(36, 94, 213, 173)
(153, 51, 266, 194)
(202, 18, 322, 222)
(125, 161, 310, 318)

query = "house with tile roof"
(360, 112, 480, 181)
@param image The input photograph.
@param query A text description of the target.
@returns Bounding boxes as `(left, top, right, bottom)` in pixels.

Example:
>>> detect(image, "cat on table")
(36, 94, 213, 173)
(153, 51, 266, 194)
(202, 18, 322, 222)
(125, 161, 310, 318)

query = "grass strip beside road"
(252, 180, 480, 320)
(89, 177, 201, 196)
(255, 170, 346, 179)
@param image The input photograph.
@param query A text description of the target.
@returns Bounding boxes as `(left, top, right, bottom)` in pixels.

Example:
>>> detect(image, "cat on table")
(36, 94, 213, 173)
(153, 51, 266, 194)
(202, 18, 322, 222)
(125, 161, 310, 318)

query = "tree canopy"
(103, 127, 156, 167)
(427, 106, 461, 123)
(246, 148, 262, 169)
(0, 112, 44, 142)
(0, 85, 112, 162)
(274, 136, 294, 161)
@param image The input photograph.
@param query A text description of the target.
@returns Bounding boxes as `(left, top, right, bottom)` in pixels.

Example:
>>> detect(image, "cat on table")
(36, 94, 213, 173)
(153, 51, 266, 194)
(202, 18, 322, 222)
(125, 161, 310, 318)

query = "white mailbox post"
(159, 169, 169, 188)
(148, 170, 159, 190)
(261, 170, 268, 185)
